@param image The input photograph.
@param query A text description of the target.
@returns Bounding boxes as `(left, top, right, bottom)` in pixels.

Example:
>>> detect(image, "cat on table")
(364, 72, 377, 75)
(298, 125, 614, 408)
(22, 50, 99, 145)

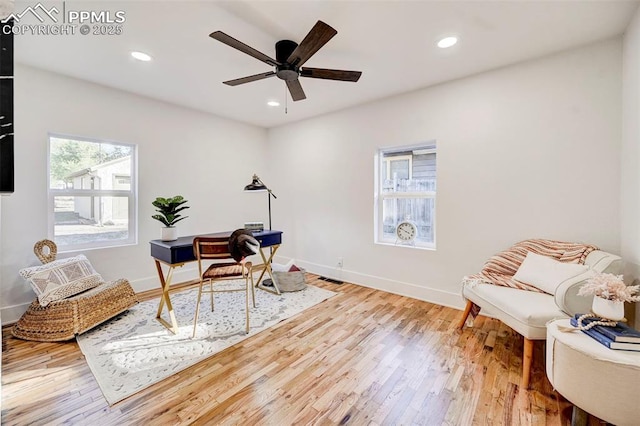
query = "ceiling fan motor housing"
(275, 40, 300, 81)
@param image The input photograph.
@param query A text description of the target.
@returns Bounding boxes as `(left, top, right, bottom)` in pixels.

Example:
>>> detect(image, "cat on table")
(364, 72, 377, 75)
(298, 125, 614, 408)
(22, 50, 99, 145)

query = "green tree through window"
(48, 135, 137, 251)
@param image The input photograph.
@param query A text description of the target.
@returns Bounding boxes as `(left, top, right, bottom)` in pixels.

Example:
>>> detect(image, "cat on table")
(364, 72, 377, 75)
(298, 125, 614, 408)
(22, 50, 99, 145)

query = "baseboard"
(127, 263, 201, 294)
(125, 254, 293, 294)
(0, 264, 204, 326)
(2, 256, 468, 326)
(2, 303, 30, 325)
(295, 259, 466, 311)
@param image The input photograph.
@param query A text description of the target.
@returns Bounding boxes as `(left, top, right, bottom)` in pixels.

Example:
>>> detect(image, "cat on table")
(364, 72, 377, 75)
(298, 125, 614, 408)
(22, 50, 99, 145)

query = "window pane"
(386, 178, 436, 193)
(382, 197, 435, 244)
(49, 137, 132, 190)
(381, 151, 436, 193)
(53, 195, 130, 246)
(390, 159, 409, 180)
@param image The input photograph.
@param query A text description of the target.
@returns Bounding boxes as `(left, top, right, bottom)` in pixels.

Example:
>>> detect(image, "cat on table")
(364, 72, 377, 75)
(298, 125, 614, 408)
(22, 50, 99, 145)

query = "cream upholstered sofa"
(457, 239, 622, 389)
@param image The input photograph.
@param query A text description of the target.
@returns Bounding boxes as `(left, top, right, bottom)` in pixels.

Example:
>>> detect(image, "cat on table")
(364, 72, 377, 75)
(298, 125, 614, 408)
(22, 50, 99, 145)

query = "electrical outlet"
(337, 257, 343, 268)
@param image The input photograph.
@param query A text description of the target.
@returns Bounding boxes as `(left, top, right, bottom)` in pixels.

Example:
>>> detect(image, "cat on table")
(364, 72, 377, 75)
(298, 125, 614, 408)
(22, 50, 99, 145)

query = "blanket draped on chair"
(462, 239, 598, 318)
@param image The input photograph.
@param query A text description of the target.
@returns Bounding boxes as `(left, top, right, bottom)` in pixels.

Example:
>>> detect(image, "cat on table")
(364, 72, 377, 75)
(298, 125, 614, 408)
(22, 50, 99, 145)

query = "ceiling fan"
(210, 20, 362, 101)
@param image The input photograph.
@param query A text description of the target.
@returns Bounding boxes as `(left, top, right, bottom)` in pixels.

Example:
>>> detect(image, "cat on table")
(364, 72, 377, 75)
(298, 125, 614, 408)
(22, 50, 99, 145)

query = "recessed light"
(131, 51, 152, 61)
(267, 101, 280, 107)
(437, 36, 458, 49)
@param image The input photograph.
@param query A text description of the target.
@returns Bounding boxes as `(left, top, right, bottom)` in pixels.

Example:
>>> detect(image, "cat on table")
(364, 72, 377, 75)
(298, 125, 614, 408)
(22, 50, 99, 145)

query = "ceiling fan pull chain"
(285, 84, 288, 114)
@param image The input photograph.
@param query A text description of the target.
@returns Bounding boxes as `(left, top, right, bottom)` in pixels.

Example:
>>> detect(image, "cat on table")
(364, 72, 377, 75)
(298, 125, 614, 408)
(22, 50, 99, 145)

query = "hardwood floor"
(2, 275, 582, 425)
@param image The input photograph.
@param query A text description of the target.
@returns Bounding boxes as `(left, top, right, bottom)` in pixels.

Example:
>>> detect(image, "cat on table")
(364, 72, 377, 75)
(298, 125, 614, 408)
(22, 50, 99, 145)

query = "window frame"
(374, 142, 436, 250)
(47, 133, 138, 252)
(382, 154, 413, 181)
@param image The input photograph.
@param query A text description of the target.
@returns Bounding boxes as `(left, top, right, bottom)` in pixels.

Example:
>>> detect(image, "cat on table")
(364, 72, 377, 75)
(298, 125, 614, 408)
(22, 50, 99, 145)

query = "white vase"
(161, 227, 178, 241)
(591, 296, 624, 321)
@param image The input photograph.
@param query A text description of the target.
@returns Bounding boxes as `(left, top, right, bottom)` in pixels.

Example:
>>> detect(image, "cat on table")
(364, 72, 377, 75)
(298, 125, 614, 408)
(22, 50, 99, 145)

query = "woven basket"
(12, 240, 139, 342)
(272, 269, 307, 292)
(12, 278, 138, 342)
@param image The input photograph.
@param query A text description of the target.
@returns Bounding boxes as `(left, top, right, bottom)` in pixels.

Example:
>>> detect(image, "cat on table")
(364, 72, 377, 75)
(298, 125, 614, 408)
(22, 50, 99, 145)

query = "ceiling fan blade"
(223, 71, 276, 86)
(300, 67, 362, 82)
(286, 21, 337, 67)
(210, 31, 280, 66)
(286, 79, 306, 101)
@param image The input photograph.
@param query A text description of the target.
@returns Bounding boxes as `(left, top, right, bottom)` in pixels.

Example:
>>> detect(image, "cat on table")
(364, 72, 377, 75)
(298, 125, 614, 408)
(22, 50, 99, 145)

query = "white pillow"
(271, 259, 296, 272)
(513, 252, 588, 295)
(19, 255, 103, 306)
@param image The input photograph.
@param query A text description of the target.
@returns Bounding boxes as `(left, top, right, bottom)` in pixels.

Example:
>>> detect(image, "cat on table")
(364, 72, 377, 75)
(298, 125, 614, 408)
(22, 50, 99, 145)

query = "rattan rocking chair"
(11, 240, 139, 342)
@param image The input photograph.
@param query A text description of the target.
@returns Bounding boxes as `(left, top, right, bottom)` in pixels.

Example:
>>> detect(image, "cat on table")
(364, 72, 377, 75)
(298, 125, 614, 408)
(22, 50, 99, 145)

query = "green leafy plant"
(151, 196, 190, 228)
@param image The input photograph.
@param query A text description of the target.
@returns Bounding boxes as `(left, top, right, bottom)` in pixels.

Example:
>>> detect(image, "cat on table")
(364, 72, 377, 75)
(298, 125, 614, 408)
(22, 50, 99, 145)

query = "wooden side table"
(546, 319, 640, 426)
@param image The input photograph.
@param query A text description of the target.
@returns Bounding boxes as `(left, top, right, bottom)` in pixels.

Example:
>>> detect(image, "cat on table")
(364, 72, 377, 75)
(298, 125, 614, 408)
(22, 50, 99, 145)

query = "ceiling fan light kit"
(210, 20, 362, 102)
(275, 40, 300, 81)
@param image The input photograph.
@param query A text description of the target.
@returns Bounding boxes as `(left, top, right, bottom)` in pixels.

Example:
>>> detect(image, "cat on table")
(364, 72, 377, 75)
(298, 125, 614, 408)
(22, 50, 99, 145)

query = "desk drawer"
(257, 233, 281, 248)
(151, 243, 194, 264)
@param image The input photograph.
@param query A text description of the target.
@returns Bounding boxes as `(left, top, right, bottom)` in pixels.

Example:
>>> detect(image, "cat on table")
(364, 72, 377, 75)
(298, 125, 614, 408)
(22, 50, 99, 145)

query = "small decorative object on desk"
(570, 315, 640, 351)
(244, 222, 264, 232)
(577, 271, 640, 321)
(151, 195, 190, 241)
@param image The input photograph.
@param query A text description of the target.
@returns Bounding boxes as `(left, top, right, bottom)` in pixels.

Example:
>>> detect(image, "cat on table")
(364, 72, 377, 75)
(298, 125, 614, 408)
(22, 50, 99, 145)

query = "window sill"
(57, 240, 137, 254)
(375, 241, 436, 251)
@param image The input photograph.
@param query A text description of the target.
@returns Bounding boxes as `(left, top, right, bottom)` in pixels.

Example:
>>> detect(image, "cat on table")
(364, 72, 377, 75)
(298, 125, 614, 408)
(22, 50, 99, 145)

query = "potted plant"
(578, 272, 640, 320)
(151, 196, 190, 241)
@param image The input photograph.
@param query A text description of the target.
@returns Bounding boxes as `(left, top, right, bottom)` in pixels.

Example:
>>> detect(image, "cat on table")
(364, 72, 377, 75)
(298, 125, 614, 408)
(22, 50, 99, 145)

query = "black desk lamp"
(243, 174, 277, 230)
(244, 174, 277, 287)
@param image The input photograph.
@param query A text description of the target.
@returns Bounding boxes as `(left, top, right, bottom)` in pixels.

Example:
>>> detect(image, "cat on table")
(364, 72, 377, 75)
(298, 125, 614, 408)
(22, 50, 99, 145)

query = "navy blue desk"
(150, 230, 282, 264)
(150, 230, 283, 333)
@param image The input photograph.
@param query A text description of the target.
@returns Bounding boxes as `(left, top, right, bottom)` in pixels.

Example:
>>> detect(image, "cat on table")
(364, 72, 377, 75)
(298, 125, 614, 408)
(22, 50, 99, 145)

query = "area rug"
(76, 283, 336, 405)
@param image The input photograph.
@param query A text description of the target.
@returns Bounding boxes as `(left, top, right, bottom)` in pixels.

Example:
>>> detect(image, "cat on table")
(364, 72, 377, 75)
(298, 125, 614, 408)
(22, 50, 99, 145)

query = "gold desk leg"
(255, 244, 281, 295)
(154, 259, 180, 334)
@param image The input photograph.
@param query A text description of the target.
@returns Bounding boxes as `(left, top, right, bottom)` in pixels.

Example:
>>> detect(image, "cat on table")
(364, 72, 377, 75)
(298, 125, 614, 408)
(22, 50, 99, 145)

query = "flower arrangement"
(578, 272, 640, 302)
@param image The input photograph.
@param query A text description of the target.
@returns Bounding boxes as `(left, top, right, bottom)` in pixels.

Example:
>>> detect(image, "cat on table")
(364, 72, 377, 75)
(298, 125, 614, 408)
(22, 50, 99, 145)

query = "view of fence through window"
(377, 144, 436, 247)
(49, 135, 136, 250)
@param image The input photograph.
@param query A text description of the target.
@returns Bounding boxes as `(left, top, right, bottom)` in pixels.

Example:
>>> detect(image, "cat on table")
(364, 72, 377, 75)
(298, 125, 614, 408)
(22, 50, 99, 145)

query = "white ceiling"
(12, 0, 640, 128)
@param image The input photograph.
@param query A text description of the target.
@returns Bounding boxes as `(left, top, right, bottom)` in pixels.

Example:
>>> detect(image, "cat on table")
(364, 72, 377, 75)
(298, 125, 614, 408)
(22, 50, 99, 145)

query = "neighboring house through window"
(48, 134, 137, 251)
(375, 142, 436, 248)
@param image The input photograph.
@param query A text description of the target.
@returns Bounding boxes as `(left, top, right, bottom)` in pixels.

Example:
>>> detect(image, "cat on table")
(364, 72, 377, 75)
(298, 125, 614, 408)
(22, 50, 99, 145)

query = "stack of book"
(244, 222, 264, 232)
(570, 314, 640, 352)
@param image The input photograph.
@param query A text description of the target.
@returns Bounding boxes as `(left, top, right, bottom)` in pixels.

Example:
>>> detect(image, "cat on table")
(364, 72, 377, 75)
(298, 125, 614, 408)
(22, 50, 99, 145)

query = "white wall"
(1, 65, 269, 323)
(621, 6, 640, 328)
(3, 38, 628, 323)
(268, 39, 622, 308)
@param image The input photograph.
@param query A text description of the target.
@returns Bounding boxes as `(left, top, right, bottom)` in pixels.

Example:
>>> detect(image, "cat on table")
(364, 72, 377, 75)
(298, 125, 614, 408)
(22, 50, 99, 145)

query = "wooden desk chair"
(192, 236, 255, 337)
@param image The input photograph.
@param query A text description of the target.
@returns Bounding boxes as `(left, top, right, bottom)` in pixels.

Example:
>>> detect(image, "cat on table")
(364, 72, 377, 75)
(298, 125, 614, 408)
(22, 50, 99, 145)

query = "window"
(48, 134, 137, 251)
(375, 143, 436, 248)
(381, 154, 412, 182)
